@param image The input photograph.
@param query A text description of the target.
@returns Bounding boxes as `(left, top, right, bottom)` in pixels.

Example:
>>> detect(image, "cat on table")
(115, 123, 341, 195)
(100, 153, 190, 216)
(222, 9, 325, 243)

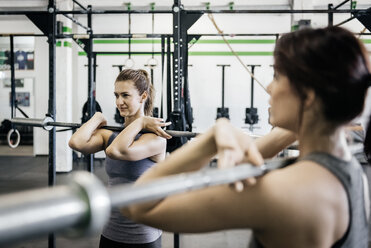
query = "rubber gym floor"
(0, 145, 252, 248)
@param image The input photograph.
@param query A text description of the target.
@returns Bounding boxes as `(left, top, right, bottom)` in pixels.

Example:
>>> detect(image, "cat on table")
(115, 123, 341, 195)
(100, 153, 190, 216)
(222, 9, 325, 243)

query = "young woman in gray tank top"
(124, 27, 371, 247)
(69, 69, 171, 248)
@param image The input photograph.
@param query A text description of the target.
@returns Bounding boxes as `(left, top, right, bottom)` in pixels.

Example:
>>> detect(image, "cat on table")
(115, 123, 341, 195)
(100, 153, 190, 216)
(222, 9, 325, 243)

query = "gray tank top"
(102, 132, 162, 244)
(249, 152, 369, 248)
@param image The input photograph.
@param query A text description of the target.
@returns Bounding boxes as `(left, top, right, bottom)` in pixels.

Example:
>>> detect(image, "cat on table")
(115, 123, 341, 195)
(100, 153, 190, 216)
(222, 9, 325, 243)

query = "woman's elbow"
(68, 138, 78, 150)
(69, 139, 88, 155)
(106, 146, 131, 160)
(123, 206, 148, 223)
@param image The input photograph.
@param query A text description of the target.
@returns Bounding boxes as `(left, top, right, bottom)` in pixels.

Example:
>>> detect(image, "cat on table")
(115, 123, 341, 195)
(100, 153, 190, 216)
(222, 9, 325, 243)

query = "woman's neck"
(298, 124, 351, 161)
(124, 111, 144, 127)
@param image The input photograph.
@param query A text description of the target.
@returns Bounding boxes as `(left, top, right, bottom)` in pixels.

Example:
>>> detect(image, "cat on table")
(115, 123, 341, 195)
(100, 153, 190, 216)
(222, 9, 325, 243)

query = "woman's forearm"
(69, 113, 104, 149)
(123, 127, 217, 217)
(136, 127, 217, 183)
(106, 118, 143, 157)
(255, 127, 297, 159)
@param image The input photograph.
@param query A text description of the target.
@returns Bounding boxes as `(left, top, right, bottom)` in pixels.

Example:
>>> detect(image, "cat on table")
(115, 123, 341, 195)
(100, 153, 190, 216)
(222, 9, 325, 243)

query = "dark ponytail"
(138, 69, 155, 116)
(115, 69, 155, 116)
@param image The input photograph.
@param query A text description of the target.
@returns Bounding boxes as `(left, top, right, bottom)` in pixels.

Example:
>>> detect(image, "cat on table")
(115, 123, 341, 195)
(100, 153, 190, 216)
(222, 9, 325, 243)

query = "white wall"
(74, 10, 371, 136)
(0, 16, 50, 154)
(73, 13, 291, 135)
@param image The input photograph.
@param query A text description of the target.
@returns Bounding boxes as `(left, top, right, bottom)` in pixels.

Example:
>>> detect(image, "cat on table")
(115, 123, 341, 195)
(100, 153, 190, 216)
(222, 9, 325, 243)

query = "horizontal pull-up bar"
(1, 32, 369, 39)
(57, 34, 171, 39)
(0, 8, 366, 15)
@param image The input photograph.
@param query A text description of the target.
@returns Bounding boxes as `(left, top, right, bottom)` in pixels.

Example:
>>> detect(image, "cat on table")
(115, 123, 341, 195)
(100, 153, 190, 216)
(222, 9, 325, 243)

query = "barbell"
(9, 117, 198, 143)
(0, 158, 286, 246)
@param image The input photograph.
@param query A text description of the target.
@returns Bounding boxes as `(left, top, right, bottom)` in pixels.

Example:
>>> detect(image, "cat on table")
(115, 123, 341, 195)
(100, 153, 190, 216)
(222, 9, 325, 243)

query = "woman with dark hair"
(69, 69, 171, 248)
(125, 27, 371, 247)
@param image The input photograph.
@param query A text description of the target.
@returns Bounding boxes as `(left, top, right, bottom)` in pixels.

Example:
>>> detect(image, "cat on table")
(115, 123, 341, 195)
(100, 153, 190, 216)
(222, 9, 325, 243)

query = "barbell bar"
(0, 158, 285, 246)
(10, 117, 199, 138)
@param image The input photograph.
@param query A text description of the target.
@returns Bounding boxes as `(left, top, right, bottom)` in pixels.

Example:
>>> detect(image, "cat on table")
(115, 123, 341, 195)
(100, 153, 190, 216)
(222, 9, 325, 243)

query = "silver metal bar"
(108, 159, 284, 208)
(10, 117, 199, 138)
(11, 117, 46, 128)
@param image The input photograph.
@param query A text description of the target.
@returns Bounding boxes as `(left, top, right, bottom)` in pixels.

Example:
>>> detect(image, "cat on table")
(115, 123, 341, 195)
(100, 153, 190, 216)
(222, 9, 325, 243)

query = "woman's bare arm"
(255, 127, 297, 159)
(106, 116, 170, 161)
(68, 112, 112, 154)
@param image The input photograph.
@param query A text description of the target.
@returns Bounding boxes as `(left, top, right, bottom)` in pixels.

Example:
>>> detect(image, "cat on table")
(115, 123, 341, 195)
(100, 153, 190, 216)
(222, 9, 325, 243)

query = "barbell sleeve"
(0, 172, 111, 246)
(11, 117, 47, 128)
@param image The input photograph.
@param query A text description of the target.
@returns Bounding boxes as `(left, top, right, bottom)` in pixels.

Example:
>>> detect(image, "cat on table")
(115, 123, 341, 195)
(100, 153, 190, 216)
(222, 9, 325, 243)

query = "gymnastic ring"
(7, 129, 20, 149)
(124, 58, 135, 68)
(146, 57, 158, 69)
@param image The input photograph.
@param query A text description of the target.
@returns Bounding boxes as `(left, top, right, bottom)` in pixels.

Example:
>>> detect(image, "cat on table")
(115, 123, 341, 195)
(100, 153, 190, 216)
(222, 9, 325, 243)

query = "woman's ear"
(140, 91, 148, 103)
(303, 89, 316, 110)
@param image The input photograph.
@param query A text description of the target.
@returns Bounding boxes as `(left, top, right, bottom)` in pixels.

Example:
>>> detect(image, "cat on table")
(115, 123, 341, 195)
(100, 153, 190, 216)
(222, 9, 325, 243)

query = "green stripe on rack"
(64, 41, 72, 48)
(93, 39, 276, 44)
(78, 51, 273, 56)
(63, 26, 72, 33)
(189, 51, 273, 56)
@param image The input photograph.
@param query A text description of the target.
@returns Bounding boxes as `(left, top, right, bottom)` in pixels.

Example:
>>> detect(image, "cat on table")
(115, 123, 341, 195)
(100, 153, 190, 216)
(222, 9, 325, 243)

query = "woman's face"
(267, 71, 302, 132)
(114, 80, 143, 117)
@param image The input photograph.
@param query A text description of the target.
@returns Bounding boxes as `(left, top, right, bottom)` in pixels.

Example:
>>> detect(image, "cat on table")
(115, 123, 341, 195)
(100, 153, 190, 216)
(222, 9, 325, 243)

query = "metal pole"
(222, 66, 225, 109)
(87, 5, 94, 173)
(216, 65, 230, 111)
(0, 9, 365, 15)
(328, 4, 334, 27)
(57, 34, 171, 39)
(160, 35, 165, 118)
(251, 66, 255, 108)
(47, 1, 56, 247)
(10, 35, 16, 119)
(246, 65, 261, 108)
(172, 0, 182, 113)
(166, 36, 172, 118)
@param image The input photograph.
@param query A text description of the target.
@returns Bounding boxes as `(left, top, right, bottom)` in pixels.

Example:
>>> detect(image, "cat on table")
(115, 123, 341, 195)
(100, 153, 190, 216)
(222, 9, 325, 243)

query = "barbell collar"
(65, 172, 111, 237)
